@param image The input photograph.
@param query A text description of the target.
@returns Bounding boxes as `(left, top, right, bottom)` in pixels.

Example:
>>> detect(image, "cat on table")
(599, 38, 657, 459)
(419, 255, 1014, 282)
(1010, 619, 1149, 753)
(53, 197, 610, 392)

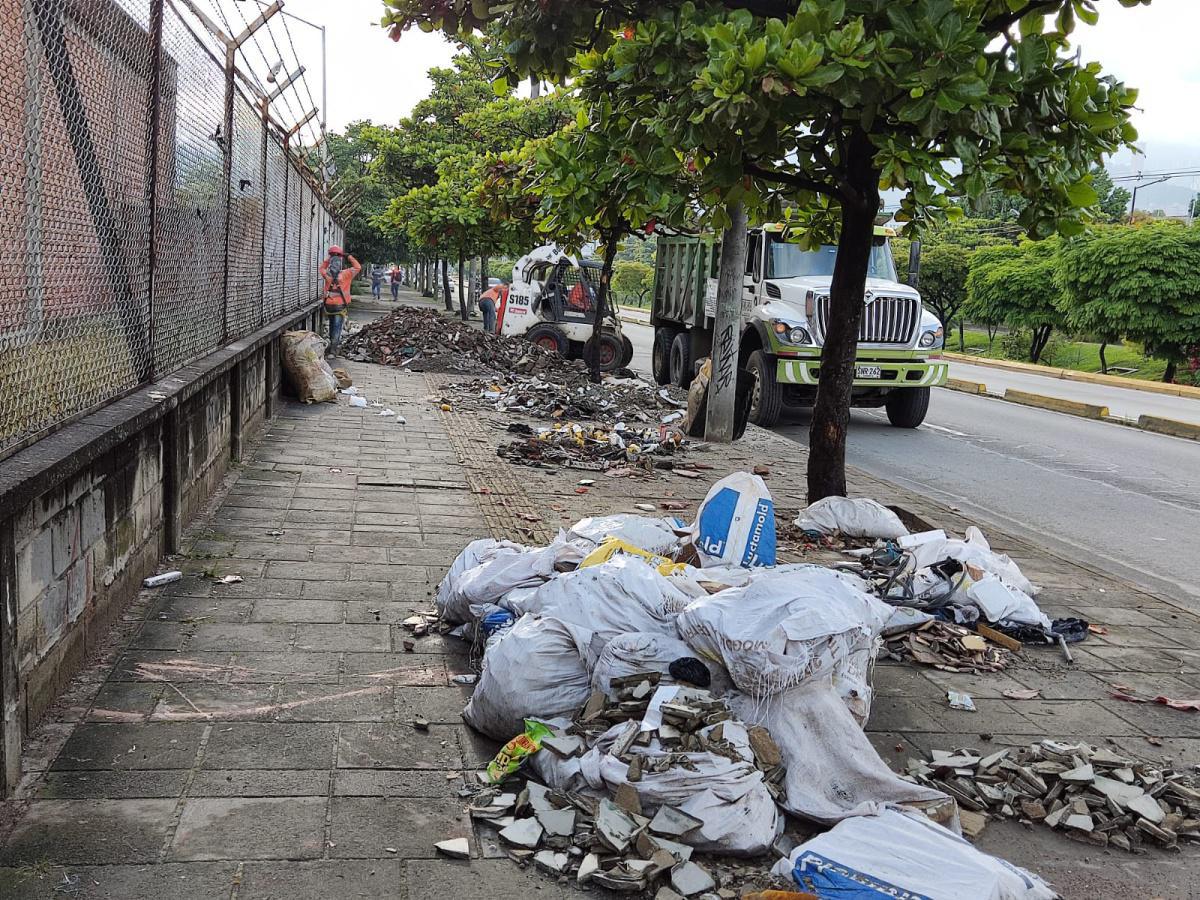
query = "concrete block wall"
(0, 306, 320, 794)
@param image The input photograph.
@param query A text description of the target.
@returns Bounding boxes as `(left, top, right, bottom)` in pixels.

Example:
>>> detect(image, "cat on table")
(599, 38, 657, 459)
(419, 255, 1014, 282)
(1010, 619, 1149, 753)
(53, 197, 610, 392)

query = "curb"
(944, 378, 985, 395)
(943, 351, 1200, 400)
(1136, 415, 1200, 440)
(1003, 389, 1109, 419)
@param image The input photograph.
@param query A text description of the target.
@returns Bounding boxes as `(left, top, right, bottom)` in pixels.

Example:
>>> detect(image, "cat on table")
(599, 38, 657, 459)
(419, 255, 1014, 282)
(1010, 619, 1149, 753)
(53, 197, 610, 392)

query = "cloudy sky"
(226, 0, 1198, 204)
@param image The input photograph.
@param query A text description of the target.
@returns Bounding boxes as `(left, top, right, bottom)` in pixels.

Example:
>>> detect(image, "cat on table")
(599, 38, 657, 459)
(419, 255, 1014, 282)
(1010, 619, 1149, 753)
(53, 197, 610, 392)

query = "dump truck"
(650, 225, 947, 427)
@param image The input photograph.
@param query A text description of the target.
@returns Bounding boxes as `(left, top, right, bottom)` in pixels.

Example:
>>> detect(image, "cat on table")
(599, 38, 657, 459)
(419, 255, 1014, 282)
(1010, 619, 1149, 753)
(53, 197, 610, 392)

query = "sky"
(223, 0, 1199, 209)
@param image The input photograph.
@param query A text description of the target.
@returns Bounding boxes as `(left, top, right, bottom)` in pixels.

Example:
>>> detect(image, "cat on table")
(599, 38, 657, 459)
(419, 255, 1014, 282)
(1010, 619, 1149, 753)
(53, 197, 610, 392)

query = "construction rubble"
(908, 740, 1200, 851)
(406, 470, 1200, 897)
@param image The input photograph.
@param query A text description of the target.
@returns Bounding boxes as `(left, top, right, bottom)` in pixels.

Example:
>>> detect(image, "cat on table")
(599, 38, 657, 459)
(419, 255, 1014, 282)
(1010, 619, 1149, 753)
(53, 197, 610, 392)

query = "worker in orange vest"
(319, 245, 361, 355)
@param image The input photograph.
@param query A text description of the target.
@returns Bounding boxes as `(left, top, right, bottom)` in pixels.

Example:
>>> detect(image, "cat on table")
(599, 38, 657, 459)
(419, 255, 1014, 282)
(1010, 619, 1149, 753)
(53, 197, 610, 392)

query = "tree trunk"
(1030, 325, 1051, 364)
(588, 229, 621, 384)
(807, 131, 879, 503)
(958, 320, 965, 352)
(987, 324, 998, 354)
(457, 252, 467, 321)
(1098, 341, 1108, 374)
(481, 255, 489, 289)
(441, 257, 453, 312)
(1164, 359, 1177, 383)
(705, 201, 749, 443)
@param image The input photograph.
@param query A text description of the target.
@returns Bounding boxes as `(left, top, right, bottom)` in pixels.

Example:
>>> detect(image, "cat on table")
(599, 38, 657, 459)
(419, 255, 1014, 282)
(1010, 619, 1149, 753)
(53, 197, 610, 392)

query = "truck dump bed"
(652, 235, 717, 329)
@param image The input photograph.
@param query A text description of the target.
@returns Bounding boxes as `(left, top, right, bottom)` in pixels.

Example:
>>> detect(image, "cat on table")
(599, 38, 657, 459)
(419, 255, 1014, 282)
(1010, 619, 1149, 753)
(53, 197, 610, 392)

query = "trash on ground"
(434, 837, 470, 858)
(215, 575, 243, 585)
(143, 571, 183, 588)
(332, 367, 353, 389)
(348, 395, 368, 408)
(281, 331, 338, 403)
(885, 620, 1012, 674)
(793, 497, 909, 540)
(1109, 684, 1200, 712)
(947, 691, 977, 712)
(908, 739, 1200, 851)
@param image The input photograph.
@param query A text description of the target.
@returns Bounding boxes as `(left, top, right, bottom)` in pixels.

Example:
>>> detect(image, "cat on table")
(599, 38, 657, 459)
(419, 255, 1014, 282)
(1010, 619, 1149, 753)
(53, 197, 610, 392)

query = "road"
(619, 318, 1200, 609)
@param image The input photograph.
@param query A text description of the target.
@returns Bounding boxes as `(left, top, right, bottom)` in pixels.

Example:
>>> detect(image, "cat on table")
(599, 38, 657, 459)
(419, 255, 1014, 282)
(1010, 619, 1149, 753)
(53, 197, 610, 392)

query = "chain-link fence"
(0, 0, 341, 460)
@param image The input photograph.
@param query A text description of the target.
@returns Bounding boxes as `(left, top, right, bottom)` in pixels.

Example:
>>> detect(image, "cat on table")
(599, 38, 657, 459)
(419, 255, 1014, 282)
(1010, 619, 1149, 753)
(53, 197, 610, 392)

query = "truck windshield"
(766, 237, 898, 281)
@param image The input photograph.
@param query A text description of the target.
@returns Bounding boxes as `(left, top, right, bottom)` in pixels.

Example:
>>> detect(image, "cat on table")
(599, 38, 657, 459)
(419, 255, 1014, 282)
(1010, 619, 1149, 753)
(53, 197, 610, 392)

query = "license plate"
(856, 365, 882, 379)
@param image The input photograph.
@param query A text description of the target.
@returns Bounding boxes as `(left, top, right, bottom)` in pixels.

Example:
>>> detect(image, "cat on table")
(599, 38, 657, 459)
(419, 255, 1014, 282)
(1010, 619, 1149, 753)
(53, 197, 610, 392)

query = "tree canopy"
(965, 239, 1066, 363)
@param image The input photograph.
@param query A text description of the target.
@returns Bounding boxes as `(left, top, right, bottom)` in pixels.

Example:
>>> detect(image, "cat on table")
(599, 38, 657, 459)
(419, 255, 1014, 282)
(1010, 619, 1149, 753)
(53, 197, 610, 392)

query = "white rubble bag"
(568, 514, 684, 555)
(440, 532, 586, 625)
(530, 719, 782, 856)
(280, 331, 339, 403)
(435, 538, 525, 623)
(508, 556, 694, 642)
(965, 574, 1051, 629)
(675, 565, 892, 720)
(793, 496, 909, 540)
(729, 682, 957, 827)
(462, 616, 597, 740)
(692, 472, 777, 567)
(589, 632, 734, 699)
(774, 806, 1054, 900)
(908, 526, 1038, 597)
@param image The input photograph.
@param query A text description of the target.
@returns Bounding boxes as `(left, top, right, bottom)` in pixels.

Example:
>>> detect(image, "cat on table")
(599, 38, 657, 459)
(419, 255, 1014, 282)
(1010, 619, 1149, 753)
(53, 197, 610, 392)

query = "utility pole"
(705, 203, 748, 443)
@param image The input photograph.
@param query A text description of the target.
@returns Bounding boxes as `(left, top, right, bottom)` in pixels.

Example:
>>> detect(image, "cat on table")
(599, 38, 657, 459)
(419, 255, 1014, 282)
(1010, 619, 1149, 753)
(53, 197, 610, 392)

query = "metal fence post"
(220, 44, 234, 344)
(259, 98, 269, 328)
(144, 0, 165, 379)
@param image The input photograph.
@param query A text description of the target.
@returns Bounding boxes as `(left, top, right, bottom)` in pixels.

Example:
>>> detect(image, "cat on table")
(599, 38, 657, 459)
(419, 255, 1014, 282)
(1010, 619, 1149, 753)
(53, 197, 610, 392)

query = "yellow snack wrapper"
(484, 719, 553, 783)
(578, 537, 689, 576)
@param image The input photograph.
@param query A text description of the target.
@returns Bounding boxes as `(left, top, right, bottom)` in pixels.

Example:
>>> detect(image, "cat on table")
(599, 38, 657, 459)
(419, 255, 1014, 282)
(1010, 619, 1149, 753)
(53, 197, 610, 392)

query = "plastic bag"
(908, 527, 1037, 597)
(793, 497, 908, 540)
(579, 537, 689, 575)
(530, 719, 782, 856)
(693, 472, 776, 567)
(676, 565, 891, 714)
(281, 331, 338, 403)
(443, 533, 585, 625)
(483, 719, 554, 784)
(729, 683, 956, 826)
(589, 632, 732, 698)
(964, 574, 1051, 629)
(776, 807, 1054, 900)
(568, 514, 684, 555)
(463, 616, 597, 740)
(510, 556, 694, 642)
(435, 538, 527, 624)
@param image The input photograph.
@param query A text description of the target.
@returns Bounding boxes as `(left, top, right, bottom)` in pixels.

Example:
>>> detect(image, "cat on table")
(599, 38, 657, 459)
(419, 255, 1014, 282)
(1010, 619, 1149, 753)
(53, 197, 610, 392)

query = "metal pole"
(221, 44, 235, 343)
(705, 202, 749, 443)
(145, 0, 166, 380)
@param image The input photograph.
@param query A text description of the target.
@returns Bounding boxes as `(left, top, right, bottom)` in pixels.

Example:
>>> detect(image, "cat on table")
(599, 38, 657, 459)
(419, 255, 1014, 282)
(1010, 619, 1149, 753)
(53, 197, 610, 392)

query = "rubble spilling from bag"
(420, 477, 1198, 896)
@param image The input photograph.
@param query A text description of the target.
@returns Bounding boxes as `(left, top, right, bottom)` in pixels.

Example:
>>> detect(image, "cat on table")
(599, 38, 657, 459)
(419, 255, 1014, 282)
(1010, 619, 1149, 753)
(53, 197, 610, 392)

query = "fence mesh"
(0, 0, 341, 459)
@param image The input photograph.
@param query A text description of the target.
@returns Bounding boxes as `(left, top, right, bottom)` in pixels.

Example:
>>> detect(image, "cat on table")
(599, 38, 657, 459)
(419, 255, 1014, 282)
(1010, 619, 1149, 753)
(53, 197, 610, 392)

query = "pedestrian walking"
(370, 266, 383, 301)
(389, 265, 401, 302)
(478, 280, 506, 335)
(319, 245, 361, 356)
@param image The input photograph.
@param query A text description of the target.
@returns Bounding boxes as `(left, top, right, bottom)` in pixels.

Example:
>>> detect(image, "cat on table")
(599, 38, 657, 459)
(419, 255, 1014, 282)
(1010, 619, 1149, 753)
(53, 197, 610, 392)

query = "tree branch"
(743, 160, 841, 199)
(981, 0, 1064, 34)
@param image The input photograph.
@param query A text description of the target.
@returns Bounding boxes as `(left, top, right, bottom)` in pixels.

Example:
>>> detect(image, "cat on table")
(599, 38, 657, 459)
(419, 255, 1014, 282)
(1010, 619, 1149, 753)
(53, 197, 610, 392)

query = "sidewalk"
(1, 346, 1198, 898)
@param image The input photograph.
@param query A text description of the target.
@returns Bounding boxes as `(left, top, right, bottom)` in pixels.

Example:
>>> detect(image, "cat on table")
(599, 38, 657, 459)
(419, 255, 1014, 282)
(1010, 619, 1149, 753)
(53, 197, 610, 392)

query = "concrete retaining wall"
(0, 305, 321, 794)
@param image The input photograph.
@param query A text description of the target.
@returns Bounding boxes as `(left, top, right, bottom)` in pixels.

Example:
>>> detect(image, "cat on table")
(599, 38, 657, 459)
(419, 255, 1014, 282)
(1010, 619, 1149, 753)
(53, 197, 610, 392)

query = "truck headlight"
(918, 327, 943, 349)
(773, 320, 811, 345)
(788, 327, 811, 345)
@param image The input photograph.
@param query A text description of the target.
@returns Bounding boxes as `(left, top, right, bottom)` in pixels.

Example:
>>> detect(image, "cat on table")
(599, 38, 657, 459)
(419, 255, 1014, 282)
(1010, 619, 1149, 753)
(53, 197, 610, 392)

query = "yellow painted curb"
(1136, 415, 1200, 441)
(944, 378, 985, 394)
(1004, 389, 1108, 419)
(944, 352, 1200, 400)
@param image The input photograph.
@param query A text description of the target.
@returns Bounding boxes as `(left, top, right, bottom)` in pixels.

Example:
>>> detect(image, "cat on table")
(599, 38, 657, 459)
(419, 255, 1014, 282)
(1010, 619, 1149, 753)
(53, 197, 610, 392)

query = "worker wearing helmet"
(319, 245, 361, 355)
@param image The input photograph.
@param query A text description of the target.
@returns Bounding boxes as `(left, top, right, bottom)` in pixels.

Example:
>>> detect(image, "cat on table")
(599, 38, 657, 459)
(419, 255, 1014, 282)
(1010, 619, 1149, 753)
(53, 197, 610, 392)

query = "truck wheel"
(583, 333, 624, 372)
(619, 334, 635, 368)
(652, 328, 675, 385)
(669, 332, 693, 387)
(885, 386, 930, 428)
(526, 323, 567, 356)
(747, 350, 783, 427)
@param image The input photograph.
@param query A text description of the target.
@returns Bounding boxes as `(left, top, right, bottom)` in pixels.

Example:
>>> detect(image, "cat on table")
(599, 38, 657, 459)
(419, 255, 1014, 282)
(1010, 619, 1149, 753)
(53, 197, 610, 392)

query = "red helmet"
(328, 245, 343, 256)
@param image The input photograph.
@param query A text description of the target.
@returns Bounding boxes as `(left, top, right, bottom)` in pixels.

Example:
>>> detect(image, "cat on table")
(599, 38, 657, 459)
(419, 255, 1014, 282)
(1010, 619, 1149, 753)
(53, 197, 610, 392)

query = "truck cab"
(651, 226, 947, 428)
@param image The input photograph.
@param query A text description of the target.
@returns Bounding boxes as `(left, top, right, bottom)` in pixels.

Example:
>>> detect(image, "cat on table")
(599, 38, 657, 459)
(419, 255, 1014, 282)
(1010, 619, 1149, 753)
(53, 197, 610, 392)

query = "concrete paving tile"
(1076, 644, 1200, 674)
(230, 542, 313, 561)
(35, 769, 188, 800)
(404, 858, 579, 900)
(238, 859, 403, 899)
(187, 769, 330, 797)
(210, 578, 305, 599)
(353, 564, 432, 583)
(187, 624, 295, 651)
(337, 723, 465, 769)
(1109, 735, 1200, 768)
(151, 683, 277, 722)
(169, 797, 326, 860)
(333, 769, 467, 798)
(1087, 625, 1186, 649)
(272, 684, 396, 722)
(1005, 668, 1110, 701)
(227, 651, 343, 682)
(128, 623, 189, 651)
(394, 686, 473, 725)
(52, 724, 204, 771)
(328, 798, 470, 859)
(86, 683, 163, 721)
(202, 723, 336, 770)
(109, 651, 233, 683)
(345, 602, 435, 626)
(303, 581, 391, 601)
(924, 698, 1043, 735)
(866, 697, 944, 733)
(1010, 699, 1149, 736)
(148, 595, 253, 624)
(1102, 696, 1200, 738)
(0, 799, 178, 865)
(1071, 605, 1176, 627)
(251, 598, 347, 624)
(266, 561, 349, 581)
(343, 653, 448, 685)
(329, 546, 393, 564)
(0, 862, 237, 899)
(285, 510, 355, 526)
(294, 624, 391, 652)
(918, 669, 1034, 700)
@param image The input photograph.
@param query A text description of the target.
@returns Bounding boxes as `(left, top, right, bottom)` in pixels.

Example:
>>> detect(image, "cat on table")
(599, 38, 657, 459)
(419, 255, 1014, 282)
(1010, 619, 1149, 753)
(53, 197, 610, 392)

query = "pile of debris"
(497, 421, 688, 472)
(454, 373, 689, 425)
(884, 619, 1013, 674)
(342, 306, 567, 375)
(907, 740, 1200, 850)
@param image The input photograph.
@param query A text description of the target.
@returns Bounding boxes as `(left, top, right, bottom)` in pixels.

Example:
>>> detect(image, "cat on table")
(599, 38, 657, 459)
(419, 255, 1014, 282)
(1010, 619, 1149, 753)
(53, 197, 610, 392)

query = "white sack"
(445, 532, 586, 625)
(676, 565, 891, 719)
(531, 720, 782, 856)
(589, 632, 733, 699)
(462, 616, 596, 740)
(568, 514, 684, 554)
(729, 683, 956, 826)
(511, 556, 693, 642)
(794, 496, 909, 540)
(908, 527, 1037, 597)
(436, 538, 526, 624)
(775, 807, 1054, 900)
(965, 574, 1051, 629)
(881, 605, 936, 637)
(692, 472, 777, 567)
